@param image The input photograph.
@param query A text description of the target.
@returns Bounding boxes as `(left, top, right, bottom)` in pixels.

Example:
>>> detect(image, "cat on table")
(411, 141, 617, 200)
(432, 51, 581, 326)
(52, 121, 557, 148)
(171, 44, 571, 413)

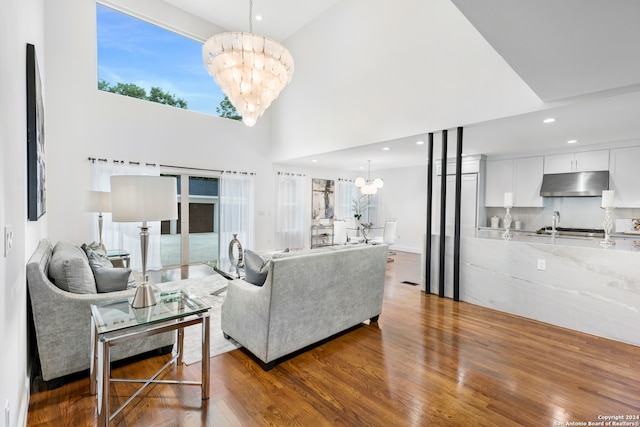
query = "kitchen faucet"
(551, 211, 560, 234)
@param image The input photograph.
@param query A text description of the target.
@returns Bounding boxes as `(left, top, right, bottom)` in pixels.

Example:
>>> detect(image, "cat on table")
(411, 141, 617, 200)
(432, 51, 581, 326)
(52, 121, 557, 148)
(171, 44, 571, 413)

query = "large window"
(96, 3, 233, 118)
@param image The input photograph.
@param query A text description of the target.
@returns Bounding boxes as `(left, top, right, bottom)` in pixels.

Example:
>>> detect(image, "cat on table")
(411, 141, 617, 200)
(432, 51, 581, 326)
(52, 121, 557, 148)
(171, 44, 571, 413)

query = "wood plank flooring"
(27, 251, 640, 426)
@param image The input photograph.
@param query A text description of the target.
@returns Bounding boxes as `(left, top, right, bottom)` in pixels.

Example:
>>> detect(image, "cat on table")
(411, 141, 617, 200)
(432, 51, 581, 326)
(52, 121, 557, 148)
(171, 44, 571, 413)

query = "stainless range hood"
(539, 170, 609, 197)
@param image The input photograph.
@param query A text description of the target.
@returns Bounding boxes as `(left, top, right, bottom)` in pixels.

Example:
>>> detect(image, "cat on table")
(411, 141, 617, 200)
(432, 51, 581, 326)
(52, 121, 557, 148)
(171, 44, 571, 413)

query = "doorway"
(160, 171, 220, 267)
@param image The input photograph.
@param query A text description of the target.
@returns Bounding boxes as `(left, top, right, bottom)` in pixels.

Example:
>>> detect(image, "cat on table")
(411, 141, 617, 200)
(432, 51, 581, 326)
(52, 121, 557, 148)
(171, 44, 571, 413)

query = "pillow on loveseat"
(82, 244, 131, 293)
(49, 241, 97, 294)
(244, 249, 270, 287)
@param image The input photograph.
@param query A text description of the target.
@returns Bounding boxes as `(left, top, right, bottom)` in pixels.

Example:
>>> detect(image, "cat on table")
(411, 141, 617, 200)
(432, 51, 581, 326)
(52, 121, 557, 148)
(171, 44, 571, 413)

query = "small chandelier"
(202, 0, 295, 127)
(355, 160, 384, 195)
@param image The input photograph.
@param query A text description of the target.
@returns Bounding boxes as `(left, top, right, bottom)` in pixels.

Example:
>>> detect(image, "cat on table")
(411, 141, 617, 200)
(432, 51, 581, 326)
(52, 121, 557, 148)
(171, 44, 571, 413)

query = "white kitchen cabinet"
(514, 157, 544, 207)
(609, 146, 640, 207)
(485, 157, 543, 207)
(485, 159, 513, 207)
(544, 150, 609, 174)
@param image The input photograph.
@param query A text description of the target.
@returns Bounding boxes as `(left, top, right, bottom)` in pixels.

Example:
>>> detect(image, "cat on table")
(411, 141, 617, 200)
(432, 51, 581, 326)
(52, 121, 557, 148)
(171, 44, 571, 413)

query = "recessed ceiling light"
(416, 140, 425, 145)
(567, 139, 578, 144)
(255, 15, 263, 21)
(311, 159, 317, 163)
(382, 147, 390, 151)
(543, 118, 556, 124)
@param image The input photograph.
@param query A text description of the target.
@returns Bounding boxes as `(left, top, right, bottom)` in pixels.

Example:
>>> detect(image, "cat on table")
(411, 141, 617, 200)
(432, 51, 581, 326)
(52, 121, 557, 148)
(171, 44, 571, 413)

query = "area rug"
(156, 274, 241, 365)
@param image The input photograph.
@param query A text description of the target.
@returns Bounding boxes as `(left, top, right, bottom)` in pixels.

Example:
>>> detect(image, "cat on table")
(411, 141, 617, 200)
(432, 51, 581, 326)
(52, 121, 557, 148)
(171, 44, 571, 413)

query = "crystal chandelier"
(355, 161, 384, 195)
(202, 0, 294, 127)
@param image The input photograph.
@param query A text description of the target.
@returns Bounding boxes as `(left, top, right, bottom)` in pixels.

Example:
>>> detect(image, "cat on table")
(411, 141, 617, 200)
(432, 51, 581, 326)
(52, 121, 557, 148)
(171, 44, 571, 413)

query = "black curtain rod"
(88, 157, 224, 173)
(87, 156, 156, 167)
(278, 171, 306, 177)
(223, 170, 256, 175)
(161, 164, 223, 173)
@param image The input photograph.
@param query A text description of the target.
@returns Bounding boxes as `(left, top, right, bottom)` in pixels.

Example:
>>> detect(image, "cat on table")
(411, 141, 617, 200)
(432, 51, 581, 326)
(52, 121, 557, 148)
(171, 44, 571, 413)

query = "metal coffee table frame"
(90, 290, 211, 426)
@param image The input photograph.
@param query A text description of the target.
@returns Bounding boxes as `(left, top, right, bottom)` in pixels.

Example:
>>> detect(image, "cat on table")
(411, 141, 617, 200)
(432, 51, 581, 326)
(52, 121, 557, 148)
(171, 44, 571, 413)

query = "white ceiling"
(163, 0, 640, 171)
(162, 0, 342, 41)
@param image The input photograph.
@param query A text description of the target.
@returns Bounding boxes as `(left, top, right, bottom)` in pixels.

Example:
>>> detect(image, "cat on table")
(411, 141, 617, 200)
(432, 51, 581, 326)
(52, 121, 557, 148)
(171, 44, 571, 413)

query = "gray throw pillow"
(49, 241, 97, 293)
(82, 244, 131, 293)
(244, 249, 269, 287)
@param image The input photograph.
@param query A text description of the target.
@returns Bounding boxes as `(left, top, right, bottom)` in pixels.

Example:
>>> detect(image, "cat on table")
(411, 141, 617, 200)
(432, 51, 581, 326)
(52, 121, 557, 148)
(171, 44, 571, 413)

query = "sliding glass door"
(160, 170, 220, 267)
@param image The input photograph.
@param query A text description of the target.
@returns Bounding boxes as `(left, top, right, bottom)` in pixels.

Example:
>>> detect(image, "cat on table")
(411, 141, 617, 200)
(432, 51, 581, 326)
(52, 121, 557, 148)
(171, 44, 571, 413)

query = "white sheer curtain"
(337, 178, 358, 220)
(366, 193, 380, 226)
(90, 160, 164, 271)
(219, 172, 255, 260)
(275, 172, 305, 250)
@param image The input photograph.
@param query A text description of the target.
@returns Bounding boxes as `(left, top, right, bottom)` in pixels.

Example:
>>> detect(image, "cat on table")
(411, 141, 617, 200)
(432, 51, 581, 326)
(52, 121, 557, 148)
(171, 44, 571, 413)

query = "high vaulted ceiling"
(164, 0, 640, 171)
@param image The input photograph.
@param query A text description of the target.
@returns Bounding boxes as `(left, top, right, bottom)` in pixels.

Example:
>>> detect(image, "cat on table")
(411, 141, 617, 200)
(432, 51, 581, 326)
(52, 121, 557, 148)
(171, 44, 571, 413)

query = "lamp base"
(131, 283, 157, 308)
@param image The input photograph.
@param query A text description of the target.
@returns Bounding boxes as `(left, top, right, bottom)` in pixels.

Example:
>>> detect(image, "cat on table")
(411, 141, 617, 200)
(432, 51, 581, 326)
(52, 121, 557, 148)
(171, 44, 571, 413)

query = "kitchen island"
(428, 229, 640, 347)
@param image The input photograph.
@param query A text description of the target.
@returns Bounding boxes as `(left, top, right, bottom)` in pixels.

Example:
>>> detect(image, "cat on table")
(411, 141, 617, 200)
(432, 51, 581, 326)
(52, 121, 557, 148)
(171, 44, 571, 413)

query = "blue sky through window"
(96, 3, 225, 116)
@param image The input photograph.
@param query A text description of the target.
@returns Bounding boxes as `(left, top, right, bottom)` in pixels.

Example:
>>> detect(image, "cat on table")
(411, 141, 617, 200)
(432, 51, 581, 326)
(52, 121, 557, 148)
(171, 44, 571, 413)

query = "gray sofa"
(26, 239, 175, 382)
(221, 243, 389, 370)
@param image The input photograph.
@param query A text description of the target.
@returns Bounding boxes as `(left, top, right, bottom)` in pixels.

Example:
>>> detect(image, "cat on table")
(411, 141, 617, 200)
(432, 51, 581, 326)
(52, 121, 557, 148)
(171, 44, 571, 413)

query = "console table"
(311, 224, 334, 248)
(90, 290, 211, 426)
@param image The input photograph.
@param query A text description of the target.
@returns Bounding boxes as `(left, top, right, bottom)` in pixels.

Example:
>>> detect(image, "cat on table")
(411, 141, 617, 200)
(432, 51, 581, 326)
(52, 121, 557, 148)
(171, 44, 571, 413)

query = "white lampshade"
(110, 175, 178, 222)
(85, 191, 111, 213)
(361, 184, 378, 195)
(355, 160, 383, 195)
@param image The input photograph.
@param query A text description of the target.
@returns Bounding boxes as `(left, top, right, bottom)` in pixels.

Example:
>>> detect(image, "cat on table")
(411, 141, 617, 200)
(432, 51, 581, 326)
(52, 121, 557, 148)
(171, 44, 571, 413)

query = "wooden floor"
(27, 252, 640, 426)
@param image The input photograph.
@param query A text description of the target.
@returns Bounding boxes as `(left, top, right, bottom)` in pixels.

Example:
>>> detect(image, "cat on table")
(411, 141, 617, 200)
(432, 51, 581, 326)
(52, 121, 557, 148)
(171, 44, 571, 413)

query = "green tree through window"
(98, 80, 187, 108)
(216, 95, 242, 121)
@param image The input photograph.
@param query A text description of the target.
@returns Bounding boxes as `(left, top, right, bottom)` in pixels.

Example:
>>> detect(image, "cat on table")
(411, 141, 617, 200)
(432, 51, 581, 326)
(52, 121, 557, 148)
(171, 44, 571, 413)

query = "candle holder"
(600, 207, 615, 248)
(502, 207, 513, 240)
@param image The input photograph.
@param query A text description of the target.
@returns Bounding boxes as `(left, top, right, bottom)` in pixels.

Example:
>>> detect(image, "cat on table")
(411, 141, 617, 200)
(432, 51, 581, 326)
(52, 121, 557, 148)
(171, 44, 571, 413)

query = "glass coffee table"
(90, 290, 211, 426)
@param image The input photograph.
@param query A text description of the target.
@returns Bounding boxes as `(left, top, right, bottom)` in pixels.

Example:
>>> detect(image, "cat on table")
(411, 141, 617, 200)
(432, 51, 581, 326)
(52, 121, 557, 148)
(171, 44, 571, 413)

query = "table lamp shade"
(85, 191, 111, 213)
(110, 175, 178, 222)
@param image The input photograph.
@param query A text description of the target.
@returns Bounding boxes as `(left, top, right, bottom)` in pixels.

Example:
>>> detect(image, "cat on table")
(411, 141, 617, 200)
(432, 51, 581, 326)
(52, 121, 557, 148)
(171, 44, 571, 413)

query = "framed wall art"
(26, 43, 46, 221)
(312, 178, 334, 224)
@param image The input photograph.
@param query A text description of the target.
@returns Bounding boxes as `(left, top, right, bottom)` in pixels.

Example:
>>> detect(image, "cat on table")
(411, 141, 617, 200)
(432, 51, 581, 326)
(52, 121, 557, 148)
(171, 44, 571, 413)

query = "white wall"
(271, 0, 542, 163)
(1, 0, 46, 425)
(43, 0, 276, 251)
(375, 165, 427, 253)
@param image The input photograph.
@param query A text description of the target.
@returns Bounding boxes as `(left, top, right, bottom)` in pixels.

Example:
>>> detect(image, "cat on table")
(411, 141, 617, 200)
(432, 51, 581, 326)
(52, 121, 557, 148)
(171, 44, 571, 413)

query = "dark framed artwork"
(26, 43, 46, 221)
(312, 178, 335, 222)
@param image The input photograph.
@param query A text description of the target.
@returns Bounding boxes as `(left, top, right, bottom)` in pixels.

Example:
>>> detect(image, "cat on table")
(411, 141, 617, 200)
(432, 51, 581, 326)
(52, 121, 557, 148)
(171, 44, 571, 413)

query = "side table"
(90, 290, 211, 426)
(212, 258, 244, 280)
(106, 248, 131, 268)
(211, 259, 244, 296)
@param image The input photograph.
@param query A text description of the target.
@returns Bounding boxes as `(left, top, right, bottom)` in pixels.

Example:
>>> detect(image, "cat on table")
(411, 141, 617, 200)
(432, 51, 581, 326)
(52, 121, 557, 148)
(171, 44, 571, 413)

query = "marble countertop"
(476, 227, 640, 252)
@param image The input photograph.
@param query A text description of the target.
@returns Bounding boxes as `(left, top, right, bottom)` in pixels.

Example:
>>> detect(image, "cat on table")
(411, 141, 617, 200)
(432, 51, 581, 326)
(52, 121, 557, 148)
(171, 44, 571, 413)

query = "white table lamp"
(600, 190, 615, 247)
(110, 175, 178, 308)
(502, 192, 513, 240)
(85, 191, 111, 251)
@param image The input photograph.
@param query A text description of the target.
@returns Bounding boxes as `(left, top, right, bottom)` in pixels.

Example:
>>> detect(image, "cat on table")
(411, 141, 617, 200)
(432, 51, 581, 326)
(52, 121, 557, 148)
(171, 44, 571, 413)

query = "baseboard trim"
(388, 245, 421, 254)
(18, 375, 30, 427)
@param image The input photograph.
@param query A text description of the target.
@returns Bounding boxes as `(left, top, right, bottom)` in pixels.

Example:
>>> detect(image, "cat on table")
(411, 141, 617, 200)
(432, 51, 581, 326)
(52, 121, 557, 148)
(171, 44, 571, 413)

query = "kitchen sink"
(535, 227, 605, 238)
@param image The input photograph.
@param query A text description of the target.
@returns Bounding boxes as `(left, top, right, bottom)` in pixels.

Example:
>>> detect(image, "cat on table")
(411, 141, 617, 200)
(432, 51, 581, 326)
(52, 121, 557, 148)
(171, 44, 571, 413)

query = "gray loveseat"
(221, 243, 388, 370)
(26, 239, 174, 382)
